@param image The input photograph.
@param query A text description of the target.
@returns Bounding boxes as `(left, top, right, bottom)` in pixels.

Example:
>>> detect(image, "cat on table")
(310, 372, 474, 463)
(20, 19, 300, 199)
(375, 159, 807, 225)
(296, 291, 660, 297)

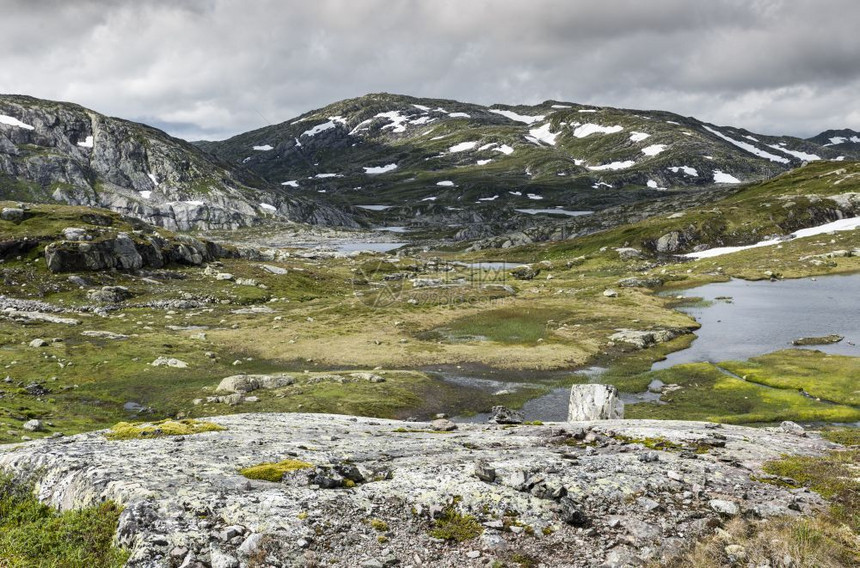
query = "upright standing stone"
(568, 384, 624, 421)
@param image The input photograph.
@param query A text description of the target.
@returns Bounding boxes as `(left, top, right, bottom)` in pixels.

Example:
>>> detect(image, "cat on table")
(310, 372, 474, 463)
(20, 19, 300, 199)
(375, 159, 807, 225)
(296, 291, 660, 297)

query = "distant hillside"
(197, 93, 855, 224)
(0, 95, 354, 230)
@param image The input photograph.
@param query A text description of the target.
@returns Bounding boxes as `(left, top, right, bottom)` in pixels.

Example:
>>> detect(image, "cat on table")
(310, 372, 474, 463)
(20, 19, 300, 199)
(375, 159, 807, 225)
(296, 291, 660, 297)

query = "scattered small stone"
(28, 338, 48, 348)
(430, 418, 457, 431)
(709, 499, 739, 516)
(602, 289, 618, 298)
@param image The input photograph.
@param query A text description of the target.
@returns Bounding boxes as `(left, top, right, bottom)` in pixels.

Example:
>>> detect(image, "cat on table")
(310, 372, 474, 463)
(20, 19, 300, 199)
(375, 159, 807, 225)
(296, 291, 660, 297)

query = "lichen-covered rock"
(568, 384, 624, 421)
(216, 374, 294, 394)
(489, 405, 524, 424)
(510, 264, 539, 280)
(609, 328, 679, 349)
(87, 285, 134, 303)
(0, 415, 832, 568)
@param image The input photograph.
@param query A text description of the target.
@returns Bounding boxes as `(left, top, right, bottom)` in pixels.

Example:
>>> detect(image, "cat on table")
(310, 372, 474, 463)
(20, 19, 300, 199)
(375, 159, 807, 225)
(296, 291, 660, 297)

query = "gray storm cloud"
(1, 0, 857, 140)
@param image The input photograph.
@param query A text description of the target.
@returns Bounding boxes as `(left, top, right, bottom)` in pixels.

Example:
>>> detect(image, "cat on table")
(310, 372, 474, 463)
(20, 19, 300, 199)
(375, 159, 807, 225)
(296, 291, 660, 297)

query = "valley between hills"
(0, 94, 858, 568)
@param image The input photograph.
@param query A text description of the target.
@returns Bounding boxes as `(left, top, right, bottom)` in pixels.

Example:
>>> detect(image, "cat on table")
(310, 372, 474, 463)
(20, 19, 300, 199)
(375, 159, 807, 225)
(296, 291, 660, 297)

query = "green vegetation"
(0, 473, 129, 568)
(239, 459, 314, 482)
(821, 428, 860, 447)
(368, 518, 389, 532)
(625, 350, 860, 425)
(428, 504, 483, 542)
(105, 419, 225, 440)
(720, 350, 860, 406)
(763, 450, 860, 531)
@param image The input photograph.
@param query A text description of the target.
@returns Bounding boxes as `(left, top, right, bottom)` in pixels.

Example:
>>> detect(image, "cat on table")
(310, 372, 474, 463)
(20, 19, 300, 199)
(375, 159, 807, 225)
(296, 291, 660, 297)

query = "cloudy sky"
(2, 0, 858, 141)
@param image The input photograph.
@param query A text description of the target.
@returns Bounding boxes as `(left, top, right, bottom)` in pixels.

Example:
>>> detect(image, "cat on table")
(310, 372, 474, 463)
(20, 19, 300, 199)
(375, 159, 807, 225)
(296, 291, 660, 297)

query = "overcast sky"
(2, 0, 858, 141)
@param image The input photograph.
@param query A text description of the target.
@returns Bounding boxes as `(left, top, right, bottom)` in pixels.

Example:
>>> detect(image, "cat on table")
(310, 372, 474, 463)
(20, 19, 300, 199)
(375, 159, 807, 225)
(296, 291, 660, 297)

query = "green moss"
(625, 353, 860, 425)
(820, 428, 860, 447)
(369, 518, 389, 532)
(0, 474, 129, 568)
(614, 435, 683, 451)
(239, 459, 314, 482)
(428, 505, 483, 542)
(762, 450, 859, 531)
(105, 419, 225, 440)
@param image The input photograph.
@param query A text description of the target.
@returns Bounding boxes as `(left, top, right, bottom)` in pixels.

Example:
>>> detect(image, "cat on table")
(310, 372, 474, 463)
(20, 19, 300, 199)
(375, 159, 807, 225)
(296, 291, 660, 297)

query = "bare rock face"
(568, 384, 625, 421)
(0, 414, 834, 568)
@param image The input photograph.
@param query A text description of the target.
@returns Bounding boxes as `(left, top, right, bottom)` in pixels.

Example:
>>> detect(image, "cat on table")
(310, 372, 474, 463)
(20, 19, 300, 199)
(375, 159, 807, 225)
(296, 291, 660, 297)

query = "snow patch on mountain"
(0, 114, 34, 130)
(77, 135, 94, 148)
(766, 143, 820, 161)
(713, 170, 741, 183)
(449, 141, 479, 153)
(641, 144, 667, 156)
(529, 123, 559, 146)
(364, 164, 398, 174)
(669, 166, 698, 176)
(702, 125, 790, 164)
(588, 160, 635, 171)
(489, 109, 545, 124)
(629, 132, 650, 142)
(573, 124, 623, 138)
(253, 144, 273, 151)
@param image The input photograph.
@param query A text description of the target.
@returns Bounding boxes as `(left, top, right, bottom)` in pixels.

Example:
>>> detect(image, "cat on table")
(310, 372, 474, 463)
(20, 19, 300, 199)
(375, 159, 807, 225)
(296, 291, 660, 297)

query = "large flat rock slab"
(0, 415, 834, 568)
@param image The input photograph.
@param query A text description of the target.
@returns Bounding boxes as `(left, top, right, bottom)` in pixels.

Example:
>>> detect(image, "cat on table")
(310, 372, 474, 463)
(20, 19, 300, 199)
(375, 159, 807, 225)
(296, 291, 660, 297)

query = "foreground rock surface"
(0, 414, 835, 568)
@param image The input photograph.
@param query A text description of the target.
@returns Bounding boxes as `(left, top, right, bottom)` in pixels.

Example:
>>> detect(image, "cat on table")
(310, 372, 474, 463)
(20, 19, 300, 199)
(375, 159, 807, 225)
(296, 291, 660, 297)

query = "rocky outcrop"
(43, 232, 238, 273)
(568, 385, 624, 421)
(216, 374, 295, 394)
(0, 414, 834, 568)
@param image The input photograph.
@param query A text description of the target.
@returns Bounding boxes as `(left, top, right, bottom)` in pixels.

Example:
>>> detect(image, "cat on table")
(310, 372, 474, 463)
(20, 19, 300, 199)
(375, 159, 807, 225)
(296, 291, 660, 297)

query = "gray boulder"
(510, 264, 539, 280)
(568, 384, 624, 421)
(87, 286, 134, 303)
(489, 405, 524, 424)
(1, 207, 25, 222)
(22, 419, 44, 432)
(216, 374, 294, 393)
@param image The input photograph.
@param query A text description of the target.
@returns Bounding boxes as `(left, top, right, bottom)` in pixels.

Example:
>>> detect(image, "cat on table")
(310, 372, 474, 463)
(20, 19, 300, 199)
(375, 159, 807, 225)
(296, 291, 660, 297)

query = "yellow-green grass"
(0, 473, 129, 568)
(428, 506, 483, 542)
(239, 459, 313, 482)
(105, 418, 225, 440)
(763, 449, 860, 532)
(625, 353, 860, 424)
(721, 350, 860, 406)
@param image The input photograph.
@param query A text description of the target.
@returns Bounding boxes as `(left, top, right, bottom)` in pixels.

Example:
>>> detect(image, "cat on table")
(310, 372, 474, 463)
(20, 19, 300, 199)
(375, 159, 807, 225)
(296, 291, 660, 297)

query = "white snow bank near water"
(0, 115, 34, 130)
(684, 216, 860, 259)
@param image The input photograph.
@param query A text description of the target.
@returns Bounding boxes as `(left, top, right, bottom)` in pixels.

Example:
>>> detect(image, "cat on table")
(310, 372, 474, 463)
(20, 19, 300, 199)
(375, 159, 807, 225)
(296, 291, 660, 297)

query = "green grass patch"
(820, 428, 860, 447)
(0, 473, 129, 568)
(720, 349, 860, 406)
(105, 418, 225, 440)
(428, 505, 483, 542)
(239, 459, 314, 482)
(763, 450, 860, 531)
(438, 307, 562, 344)
(625, 355, 860, 424)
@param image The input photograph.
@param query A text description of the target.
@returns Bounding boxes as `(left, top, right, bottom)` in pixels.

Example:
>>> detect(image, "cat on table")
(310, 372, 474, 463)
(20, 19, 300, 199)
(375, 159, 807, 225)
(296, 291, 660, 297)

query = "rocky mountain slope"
(0, 414, 834, 568)
(0, 95, 353, 231)
(197, 93, 856, 226)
